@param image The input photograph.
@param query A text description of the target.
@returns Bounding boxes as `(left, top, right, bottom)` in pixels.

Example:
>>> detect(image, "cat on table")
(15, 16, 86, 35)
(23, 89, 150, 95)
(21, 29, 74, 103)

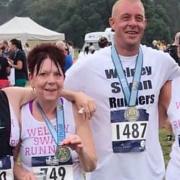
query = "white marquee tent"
(0, 16, 65, 42)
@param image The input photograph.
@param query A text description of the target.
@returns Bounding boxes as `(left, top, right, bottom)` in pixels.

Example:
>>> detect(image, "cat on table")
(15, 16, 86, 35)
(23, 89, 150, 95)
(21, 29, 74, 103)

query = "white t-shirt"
(65, 45, 180, 180)
(166, 77, 180, 180)
(19, 99, 84, 180)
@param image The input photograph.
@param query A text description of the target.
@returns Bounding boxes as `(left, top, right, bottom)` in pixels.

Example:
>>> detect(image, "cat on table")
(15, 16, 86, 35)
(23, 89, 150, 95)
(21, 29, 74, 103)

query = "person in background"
(67, 41, 75, 60)
(152, 40, 159, 50)
(8, 39, 28, 87)
(0, 87, 35, 180)
(64, 0, 180, 180)
(159, 79, 180, 180)
(14, 44, 96, 180)
(0, 55, 11, 88)
(24, 42, 31, 57)
(56, 40, 73, 72)
(165, 32, 180, 66)
(98, 37, 109, 49)
(1, 40, 10, 58)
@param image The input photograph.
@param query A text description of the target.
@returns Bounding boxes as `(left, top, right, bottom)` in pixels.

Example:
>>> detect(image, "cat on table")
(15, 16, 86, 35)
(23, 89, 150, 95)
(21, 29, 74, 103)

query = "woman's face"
(9, 42, 16, 51)
(29, 57, 64, 103)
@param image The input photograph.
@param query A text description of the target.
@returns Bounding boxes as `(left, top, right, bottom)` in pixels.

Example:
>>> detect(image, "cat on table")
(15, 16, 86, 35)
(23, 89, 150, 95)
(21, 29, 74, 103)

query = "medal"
(56, 146, 71, 163)
(37, 100, 72, 163)
(124, 107, 139, 121)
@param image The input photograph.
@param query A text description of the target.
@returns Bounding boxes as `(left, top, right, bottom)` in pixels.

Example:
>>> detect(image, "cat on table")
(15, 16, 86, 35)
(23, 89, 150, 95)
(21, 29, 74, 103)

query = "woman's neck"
(33, 99, 57, 120)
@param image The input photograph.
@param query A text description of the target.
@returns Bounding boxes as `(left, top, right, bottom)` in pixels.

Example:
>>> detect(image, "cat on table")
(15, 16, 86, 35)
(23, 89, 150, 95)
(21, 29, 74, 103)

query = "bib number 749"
(39, 167, 66, 180)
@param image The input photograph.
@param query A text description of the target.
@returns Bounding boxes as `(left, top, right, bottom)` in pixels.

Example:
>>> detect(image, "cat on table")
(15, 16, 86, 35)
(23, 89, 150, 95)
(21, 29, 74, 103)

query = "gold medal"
(124, 107, 139, 121)
(55, 146, 71, 163)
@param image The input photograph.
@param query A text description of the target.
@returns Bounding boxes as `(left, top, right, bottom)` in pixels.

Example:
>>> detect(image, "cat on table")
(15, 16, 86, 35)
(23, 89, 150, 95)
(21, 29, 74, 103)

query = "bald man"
(64, 0, 180, 179)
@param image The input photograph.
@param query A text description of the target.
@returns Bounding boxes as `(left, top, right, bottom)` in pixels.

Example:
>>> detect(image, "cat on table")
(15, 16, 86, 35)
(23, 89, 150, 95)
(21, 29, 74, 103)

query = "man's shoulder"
(141, 44, 171, 58)
(78, 46, 111, 63)
(93, 46, 111, 58)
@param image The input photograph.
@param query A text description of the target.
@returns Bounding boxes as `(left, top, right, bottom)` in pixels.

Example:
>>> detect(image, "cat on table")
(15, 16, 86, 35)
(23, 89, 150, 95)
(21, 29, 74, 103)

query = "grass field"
(159, 128, 173, 166)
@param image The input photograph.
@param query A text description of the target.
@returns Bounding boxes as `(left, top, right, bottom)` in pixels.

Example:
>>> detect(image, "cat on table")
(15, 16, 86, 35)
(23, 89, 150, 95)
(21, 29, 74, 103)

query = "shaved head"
(111, 0, 145, 17)
(109, 0, 147, 55)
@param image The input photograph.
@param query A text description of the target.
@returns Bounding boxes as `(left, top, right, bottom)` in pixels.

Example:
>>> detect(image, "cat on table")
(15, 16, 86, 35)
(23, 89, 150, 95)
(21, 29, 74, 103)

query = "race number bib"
(32, 156, 74, 180)
(111, 109, 149, 153)
(33, 165, 73, 180)
(0, 156, 13, 180)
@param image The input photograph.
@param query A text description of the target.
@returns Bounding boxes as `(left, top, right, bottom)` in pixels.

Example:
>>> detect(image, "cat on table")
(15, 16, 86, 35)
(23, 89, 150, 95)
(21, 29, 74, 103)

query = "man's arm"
(158, 81, 171, 128)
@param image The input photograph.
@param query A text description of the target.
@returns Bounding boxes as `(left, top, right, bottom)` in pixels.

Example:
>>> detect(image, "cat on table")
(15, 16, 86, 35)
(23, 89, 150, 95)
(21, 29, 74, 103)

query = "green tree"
(2, 0, 180, 48)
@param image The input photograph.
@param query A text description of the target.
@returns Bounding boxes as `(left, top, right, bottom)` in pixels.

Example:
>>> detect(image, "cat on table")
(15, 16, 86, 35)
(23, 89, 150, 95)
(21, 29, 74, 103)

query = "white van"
(80, 28, 114, 54)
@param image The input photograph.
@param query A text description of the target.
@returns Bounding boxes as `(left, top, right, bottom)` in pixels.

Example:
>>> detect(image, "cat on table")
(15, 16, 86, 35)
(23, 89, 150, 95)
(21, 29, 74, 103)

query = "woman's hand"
(61, 134, 83, 153)
(61, 89, 96, 119)
(74, 91, 96, 119)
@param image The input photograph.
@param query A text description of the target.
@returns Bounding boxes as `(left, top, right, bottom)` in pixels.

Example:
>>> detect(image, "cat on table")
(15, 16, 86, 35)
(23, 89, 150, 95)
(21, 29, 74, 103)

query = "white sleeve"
(64, 57, 90, 91)
(164, 53, 180, 80)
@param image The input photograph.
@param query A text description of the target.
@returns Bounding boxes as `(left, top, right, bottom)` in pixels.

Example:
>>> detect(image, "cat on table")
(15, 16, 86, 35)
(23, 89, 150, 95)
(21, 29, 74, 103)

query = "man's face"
(110, 0, 147, 50)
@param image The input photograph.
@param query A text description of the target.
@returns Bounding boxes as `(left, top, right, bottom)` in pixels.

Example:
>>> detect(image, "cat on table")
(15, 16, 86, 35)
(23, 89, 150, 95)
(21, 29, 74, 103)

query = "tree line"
(0, 0, 179, 47)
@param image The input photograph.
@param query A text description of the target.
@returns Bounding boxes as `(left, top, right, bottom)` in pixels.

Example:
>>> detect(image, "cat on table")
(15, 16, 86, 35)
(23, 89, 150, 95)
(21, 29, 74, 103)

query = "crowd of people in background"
(1, 33, 179, 89)
(0, 39, 75, 89)
(152, 32, 180, 66)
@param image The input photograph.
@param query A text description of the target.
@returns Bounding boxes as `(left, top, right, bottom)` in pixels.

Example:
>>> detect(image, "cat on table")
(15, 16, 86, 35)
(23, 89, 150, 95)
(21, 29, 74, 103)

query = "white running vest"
(20, 99, 84, 180)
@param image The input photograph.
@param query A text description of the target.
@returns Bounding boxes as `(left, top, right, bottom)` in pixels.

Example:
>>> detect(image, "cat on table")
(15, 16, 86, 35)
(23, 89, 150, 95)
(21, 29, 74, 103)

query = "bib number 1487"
(112, 121, 148, 141)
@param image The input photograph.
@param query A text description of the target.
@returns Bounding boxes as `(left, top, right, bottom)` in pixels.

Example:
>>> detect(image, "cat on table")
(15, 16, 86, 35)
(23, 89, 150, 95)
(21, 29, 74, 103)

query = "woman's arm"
(62, 104, 97, 172)
(8, 58, 23, 70)
(14, 162, 36, 180)
(3, 87, 95, 120)
(61, 89, 96, 119)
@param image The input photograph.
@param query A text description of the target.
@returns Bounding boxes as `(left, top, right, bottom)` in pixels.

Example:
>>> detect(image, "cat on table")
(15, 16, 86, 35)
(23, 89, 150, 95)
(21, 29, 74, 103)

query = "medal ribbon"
(36, 99, 65, 145)
(111, 44, 143, 106)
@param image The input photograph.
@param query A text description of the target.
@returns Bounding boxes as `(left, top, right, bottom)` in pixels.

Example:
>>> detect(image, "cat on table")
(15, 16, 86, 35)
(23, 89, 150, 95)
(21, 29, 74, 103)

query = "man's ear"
(109, 17, 115, 31)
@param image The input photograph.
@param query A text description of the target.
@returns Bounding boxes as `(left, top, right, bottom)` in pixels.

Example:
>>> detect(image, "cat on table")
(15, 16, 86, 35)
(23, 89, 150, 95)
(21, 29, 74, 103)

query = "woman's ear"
(29, 73, 34, 88)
